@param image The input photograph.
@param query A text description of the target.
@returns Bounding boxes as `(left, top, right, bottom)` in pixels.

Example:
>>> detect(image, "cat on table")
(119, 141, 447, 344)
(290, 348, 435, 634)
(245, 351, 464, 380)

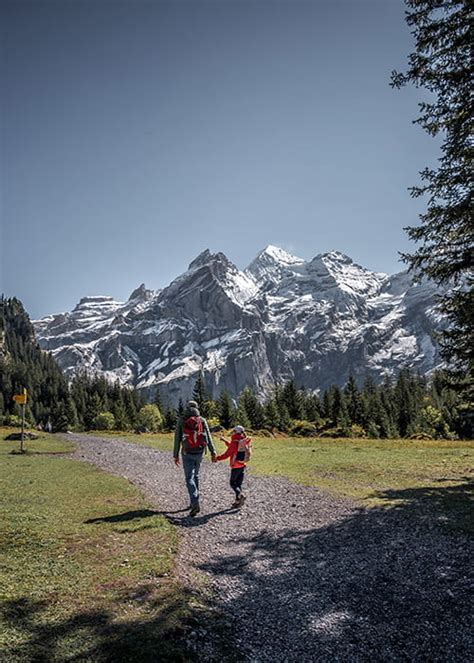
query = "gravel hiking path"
(67, 433, 473, 662)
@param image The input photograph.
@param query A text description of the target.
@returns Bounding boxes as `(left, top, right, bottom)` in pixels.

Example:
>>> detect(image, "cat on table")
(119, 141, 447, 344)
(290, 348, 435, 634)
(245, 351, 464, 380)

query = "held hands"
(174, 457, 180, 466)
(211, 454, 217, 463)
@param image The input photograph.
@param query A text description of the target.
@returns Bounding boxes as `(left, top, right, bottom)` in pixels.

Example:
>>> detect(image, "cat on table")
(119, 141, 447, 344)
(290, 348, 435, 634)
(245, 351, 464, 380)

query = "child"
(214, 425, 251, 508)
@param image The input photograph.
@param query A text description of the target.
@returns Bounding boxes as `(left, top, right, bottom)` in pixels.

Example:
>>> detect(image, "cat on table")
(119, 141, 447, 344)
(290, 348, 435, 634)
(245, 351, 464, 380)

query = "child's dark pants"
(230, 467, 245, 497)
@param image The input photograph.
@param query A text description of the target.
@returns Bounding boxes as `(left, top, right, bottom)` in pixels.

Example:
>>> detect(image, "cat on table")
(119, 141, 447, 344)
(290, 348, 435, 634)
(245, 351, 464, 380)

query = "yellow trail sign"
(13, 389, 27, 405)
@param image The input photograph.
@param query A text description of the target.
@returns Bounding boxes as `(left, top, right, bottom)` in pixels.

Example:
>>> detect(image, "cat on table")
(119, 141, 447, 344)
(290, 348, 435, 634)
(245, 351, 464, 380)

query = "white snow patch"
(259, 244, 305, 265)
(158, 357, 202, 383)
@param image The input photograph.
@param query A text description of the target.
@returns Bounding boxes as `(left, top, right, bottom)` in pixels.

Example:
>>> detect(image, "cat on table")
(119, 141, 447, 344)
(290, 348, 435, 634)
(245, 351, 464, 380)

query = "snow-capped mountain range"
(34, 246, 445, 402)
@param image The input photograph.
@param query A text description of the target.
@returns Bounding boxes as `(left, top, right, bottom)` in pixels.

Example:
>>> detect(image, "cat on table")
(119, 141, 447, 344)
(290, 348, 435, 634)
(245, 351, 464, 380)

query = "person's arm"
(173, 418, 182, 463)
(215, 440, 235, 462)
(202, 418, 216, 456)
(220, 435, 231, 447)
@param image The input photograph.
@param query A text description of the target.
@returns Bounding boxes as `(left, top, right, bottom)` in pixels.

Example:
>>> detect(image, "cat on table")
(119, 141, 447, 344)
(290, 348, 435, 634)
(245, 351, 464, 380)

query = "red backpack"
(183, 415, 207, 452)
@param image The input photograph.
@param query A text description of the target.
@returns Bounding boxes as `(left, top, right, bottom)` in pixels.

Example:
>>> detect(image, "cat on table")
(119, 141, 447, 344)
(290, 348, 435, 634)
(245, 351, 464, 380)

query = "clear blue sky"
(1, 0, 437, 319)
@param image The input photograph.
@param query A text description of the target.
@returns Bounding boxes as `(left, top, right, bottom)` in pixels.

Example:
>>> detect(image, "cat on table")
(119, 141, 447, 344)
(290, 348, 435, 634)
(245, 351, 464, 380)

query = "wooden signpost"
(12, 388, 28, 453)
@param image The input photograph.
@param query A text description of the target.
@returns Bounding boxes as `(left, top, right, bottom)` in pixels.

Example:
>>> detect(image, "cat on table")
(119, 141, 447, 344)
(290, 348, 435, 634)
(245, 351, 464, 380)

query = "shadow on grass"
(1, 589, 238, 663)
(198, 478, 473, 661)
(85, 509, 164, 524)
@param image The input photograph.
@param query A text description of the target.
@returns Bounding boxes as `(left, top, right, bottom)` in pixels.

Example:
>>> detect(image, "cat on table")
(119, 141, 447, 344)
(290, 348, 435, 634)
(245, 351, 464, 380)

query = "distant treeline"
(165, 371, 471, 440)
(0, 296, 471, 439)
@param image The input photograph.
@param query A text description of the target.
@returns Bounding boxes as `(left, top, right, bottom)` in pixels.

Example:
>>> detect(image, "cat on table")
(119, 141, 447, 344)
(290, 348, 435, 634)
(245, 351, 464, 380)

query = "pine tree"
(233, 399, 251, 430)
(302, 392, 321, 423)
(391, 1, 473, 384)
(122, 388, 139, 429)
(192, 372, 210, 416)
(163, 406, 177, 432)
(344, 375, 363, 424)
(281, 380, 304, 419)
(85, 392, 103, 430)
(238, 387, 265, 429)
(278, 403, 291, 432)
(51, 402, 70, 432)
(65, 397, 79, 431)
(154, 388, 163, 412)
(330, 386, 348, 427)
(217, 390, 234, 428)
(321, 389, 333, 421)
(393, 370, 420, 437)
(264, 398, 280, 430)
(112, 399, 129, 431)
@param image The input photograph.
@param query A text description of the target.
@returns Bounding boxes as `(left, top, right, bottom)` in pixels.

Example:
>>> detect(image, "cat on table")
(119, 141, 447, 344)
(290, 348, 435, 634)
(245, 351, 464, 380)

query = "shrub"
(415, 405, 444, 438)
(409, 432, 434, 440)
(350, 424, 367, 438)
(319, 427, 342, 438)
(207, 417, 221, 430)
(137, 404, 162, 433)
(3, 414, 23, 428)
(92, 411, 115, 431)
(255, 429, 274, 438)
(289, 420, 318, 437)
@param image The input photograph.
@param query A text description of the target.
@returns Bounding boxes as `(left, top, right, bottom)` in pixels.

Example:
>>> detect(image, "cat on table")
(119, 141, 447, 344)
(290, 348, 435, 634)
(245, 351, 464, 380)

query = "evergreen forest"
(1, 296, 471, 439)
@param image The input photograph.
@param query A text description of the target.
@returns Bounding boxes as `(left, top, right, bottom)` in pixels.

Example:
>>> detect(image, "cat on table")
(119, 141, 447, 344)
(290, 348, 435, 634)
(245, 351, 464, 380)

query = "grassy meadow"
(104, 431, 474, 533)
(0, 428, 223, 662)
(1, 426, 471, 659)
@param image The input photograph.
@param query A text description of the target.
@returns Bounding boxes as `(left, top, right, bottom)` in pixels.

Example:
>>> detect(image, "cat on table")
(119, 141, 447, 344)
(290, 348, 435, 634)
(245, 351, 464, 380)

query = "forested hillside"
(0, 296, 471, 438)
(0, 297, 71, 428)
(0, 297, 145, 431)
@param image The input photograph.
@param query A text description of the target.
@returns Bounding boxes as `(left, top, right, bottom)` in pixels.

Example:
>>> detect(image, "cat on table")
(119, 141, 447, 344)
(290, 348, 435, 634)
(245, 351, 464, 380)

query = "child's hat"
(233, 425, 245, 434)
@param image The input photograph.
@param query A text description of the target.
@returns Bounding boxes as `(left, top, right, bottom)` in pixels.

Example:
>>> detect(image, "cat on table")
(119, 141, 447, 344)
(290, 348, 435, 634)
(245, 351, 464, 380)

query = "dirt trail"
(67, 433, 473, 662)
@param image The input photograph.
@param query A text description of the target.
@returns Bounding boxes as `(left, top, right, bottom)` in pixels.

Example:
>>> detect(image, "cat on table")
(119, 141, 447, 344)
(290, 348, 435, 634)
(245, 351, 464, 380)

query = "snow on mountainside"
(34, 246, 446, 402)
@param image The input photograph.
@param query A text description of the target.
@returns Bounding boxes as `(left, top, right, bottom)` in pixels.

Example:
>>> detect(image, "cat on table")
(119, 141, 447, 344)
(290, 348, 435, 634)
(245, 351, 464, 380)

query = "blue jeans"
(182, 452, 203, 506)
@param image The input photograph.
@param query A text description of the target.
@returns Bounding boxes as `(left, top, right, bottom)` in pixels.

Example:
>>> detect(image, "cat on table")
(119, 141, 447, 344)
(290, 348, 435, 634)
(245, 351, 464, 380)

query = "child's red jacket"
(216, 434, 250, 469)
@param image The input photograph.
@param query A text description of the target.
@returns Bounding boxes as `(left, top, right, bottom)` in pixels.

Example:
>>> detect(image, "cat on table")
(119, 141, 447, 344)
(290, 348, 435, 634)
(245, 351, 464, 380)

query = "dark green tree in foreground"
(391, 1, 473, 387)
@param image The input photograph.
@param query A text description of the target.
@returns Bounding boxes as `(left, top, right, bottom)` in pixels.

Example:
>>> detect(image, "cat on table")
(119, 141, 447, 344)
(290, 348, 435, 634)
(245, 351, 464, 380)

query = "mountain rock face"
(34, 246, 445, 402)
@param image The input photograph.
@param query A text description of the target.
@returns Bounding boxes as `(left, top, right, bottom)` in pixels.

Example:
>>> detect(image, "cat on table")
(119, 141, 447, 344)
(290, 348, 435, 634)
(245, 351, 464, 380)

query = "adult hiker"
(173, 400, 216, 516)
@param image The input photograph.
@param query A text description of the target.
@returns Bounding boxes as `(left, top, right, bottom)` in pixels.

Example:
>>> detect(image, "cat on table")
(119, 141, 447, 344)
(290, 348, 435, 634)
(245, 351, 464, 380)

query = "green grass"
(108, 431, 474, 533)
(0, 428, 225, 662)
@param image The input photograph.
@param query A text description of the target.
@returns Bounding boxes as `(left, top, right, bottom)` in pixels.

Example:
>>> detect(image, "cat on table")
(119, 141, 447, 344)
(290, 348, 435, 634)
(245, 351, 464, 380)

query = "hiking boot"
(189, 503, 200, 517)
(237, 494, 246, 508)
(231, 499, 240, 508)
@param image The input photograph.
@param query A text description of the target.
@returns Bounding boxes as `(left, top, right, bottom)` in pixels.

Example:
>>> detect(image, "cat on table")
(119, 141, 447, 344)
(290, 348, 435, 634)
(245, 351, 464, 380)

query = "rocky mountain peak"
(259, 244, 305, 264)
(188, 249, 232, 271)
(128, 283, 149, 301)
(307, 252, 387, 297)
(247, 244, 305, 284)
(128, 283, 146, 301)
(76, 295, 117, 307)
(188, 249, 212, 270)
(73, 295, 122, 315)
(34, 245, 445, 403)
